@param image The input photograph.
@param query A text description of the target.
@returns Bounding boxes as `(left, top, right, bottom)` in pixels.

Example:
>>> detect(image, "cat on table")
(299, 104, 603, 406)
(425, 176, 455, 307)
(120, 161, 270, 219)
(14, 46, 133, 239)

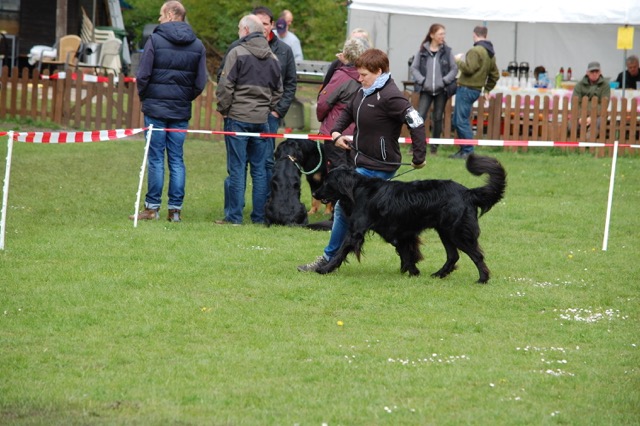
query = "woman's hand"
(332, 133, 351, 150)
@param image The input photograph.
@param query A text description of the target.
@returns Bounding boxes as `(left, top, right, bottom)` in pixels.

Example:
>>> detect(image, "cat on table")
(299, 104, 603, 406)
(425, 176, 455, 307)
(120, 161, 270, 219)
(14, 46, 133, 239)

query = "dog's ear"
(340, 170, 357, 205)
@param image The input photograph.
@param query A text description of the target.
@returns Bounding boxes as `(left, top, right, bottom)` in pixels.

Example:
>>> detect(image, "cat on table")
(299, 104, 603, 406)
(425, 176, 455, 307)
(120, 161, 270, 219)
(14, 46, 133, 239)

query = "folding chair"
(38, 35, 82, 72)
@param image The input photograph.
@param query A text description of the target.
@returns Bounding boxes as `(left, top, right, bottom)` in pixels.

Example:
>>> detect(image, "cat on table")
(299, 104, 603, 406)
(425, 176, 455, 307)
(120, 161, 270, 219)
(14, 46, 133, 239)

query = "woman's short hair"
(354, 48, 389, 74)
(342, 38, 368, 65)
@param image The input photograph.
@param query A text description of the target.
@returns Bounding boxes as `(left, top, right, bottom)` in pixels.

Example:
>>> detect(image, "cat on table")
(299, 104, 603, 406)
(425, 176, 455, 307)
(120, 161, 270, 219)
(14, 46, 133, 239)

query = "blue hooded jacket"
(137, 21, 207, 120)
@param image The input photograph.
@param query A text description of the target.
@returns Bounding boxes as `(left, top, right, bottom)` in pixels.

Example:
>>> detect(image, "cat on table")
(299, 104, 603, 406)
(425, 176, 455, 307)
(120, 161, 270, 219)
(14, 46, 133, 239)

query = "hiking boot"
(129, 208, 159, 220)
(168, 209, 181, 222)
(297, 255, 329, 272)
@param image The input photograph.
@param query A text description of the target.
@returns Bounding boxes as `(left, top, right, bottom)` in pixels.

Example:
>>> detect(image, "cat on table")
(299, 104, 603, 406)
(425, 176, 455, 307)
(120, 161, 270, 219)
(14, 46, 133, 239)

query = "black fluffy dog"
(312, 154, 507, 283)
(265, 139, 328, 226)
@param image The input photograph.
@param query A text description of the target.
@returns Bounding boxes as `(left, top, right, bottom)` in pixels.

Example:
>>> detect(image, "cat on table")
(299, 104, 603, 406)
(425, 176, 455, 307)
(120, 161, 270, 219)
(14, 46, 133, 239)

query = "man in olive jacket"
(573, 61, 610, 129)
(216, 6, 297, 195)
(451, 26, 499, 158)
(215, 15, 282, 225)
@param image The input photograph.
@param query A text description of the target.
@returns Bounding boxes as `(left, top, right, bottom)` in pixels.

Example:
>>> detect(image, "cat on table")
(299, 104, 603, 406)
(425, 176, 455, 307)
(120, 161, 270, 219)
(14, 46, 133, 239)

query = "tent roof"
(349, 0, 640, 25)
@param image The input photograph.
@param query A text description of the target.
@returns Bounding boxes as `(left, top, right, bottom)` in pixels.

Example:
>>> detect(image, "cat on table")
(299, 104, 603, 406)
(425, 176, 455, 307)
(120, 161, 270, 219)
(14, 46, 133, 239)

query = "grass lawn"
(0, 131, 638, 425)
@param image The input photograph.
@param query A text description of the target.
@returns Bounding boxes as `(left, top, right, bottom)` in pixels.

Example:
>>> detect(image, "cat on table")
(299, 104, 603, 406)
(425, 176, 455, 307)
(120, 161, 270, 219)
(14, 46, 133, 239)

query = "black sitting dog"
(312, 154, 507, 283)
(265, 139, 329, 227)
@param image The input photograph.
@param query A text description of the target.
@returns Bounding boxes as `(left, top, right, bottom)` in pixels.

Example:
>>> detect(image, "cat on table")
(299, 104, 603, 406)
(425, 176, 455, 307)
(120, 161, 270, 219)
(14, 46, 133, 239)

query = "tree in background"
(123, 0, 349, 76)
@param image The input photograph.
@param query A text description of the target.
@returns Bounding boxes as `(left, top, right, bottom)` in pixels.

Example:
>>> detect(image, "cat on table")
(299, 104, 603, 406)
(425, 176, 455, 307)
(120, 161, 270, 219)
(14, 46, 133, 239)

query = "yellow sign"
(618, 26, 634, 50)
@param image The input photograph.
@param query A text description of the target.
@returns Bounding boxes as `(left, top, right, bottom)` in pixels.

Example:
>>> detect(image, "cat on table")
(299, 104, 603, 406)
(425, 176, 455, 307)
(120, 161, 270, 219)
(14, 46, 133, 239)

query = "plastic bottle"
(567, 67, 572, 81)
(559, 67, 565, 80)
(555, 70, 563, 88)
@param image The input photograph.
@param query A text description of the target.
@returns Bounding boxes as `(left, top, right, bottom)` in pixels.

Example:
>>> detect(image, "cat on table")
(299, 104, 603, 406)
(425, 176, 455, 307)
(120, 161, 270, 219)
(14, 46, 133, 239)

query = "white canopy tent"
(348, 0, 640, 87)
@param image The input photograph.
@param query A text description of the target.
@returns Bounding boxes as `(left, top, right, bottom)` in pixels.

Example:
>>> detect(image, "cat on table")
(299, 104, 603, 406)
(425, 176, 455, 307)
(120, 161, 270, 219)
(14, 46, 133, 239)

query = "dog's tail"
(466, 154, 507, 216)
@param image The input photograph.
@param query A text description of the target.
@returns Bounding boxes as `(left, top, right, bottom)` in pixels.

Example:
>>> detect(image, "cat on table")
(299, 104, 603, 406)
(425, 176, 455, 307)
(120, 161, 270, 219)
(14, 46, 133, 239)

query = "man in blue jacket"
(130, 0, 207, 223)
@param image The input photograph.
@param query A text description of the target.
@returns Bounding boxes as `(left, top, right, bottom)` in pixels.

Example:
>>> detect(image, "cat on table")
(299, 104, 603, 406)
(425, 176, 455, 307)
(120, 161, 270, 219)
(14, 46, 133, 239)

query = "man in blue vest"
(130, 0, 207, 222)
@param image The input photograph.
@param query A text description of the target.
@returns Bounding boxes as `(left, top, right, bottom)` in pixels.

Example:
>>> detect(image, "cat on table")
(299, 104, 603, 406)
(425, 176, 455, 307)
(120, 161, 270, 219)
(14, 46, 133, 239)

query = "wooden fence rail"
(1, 66, 638, 156)
(405, 90, 639, 156)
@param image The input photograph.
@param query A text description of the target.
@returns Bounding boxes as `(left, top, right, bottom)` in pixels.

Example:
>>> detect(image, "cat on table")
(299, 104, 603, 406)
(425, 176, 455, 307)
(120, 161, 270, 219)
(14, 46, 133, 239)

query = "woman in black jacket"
(298, 49, 427, 272)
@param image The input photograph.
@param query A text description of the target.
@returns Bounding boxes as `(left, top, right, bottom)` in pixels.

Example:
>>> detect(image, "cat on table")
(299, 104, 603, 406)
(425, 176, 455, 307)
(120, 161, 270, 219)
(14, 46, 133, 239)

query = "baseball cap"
(276, 18, 287, 34)
(587, 61, 601, 71)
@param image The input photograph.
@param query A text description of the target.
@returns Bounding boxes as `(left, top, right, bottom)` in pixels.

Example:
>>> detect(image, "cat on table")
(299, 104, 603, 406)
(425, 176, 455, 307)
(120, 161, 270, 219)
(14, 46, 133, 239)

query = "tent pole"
(514, 22, 518, 62)
(92, 0, 96, 42)
(622, 49, 627, 98)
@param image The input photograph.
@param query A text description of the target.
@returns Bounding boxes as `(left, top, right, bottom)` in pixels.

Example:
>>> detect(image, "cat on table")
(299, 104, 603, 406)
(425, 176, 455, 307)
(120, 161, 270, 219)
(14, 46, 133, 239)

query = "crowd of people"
(130, 1, 634, 230)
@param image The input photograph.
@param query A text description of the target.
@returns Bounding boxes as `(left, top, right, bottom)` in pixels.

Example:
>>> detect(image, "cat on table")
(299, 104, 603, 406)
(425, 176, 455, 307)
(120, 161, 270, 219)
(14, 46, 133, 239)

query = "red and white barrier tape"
(1, 128, 144, 143)
(169, 129, 640, 149)
(1, 128, 638, 149)
(39, 72, 136, 84)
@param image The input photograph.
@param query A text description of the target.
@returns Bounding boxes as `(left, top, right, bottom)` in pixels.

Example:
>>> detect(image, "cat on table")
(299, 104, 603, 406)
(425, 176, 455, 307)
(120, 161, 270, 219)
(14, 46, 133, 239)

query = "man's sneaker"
(297, 255, 329, 272)
(168, 209, 181, 222)
(129, 208, 159, 220)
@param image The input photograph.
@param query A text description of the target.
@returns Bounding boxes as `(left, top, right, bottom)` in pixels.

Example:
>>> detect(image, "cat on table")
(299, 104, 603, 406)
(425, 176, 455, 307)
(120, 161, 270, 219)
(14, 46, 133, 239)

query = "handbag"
(445, 80, 457, 98)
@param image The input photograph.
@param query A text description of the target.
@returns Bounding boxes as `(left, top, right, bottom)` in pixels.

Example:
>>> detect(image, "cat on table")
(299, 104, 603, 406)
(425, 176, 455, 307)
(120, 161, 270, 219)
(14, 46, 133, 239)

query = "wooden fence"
(405, 91, 639, 156)
(0, 66, 222, 135)
(1, 66, 638, 156)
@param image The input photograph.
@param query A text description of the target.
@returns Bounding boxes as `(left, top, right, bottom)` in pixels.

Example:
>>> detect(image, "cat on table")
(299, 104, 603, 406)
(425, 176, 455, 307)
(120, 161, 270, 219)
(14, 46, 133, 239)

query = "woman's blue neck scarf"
(362, 72, 390, 97)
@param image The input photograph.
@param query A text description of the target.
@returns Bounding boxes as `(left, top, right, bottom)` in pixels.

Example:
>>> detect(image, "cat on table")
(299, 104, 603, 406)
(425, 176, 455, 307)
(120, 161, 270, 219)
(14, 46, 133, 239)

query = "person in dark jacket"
(298, 49, 427, 272)
(130, 0, 207, 223)
(615, 55, 640, 89)
(217, 6, 297, 196)
(215, 15, 282, 225)
(410, 23, 458, 154)
(251, 6, 297, 192)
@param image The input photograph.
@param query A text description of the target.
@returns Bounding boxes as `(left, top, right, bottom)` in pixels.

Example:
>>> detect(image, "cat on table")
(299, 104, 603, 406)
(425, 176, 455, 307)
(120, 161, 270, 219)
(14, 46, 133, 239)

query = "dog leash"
(345, 142, 419, 180)
(287, 141, 324, 175)
(347, 142, 413, 167)
(390, 168, 419, 180)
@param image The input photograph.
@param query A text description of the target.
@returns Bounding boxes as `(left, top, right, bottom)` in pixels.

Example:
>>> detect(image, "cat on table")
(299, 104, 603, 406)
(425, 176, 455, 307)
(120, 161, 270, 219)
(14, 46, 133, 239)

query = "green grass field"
(0, 132, 638, 425)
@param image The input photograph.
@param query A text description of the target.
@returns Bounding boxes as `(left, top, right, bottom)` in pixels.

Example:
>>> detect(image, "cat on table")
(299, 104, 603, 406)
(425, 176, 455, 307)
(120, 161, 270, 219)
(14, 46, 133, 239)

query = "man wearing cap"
(572, 61, 610, 129)
(275, 16, 303, 61)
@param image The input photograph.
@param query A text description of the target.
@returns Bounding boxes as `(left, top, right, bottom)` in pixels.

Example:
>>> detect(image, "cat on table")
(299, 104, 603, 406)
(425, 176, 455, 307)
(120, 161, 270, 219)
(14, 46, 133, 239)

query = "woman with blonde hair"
(317, 37, 368, 170)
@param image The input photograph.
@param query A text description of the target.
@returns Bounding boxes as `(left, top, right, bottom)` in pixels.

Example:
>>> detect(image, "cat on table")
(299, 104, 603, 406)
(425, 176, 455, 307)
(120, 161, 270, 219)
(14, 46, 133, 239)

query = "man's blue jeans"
(144, 115, 188, 211)
(223, 118, 270, 224)
(323, 167, 395, 260)
(265, 113, 280, 198)
(453, 85, 481, 154)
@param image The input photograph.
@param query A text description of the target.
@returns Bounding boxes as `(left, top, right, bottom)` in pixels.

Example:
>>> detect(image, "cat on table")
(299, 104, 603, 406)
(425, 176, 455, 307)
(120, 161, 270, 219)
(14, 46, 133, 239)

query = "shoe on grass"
(168, 209, 181, 222)
(297, 255, 329, 272)
(214, 219, 241, 226)
(449, 150, 470, 159)
(129, 208, 159, 220)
